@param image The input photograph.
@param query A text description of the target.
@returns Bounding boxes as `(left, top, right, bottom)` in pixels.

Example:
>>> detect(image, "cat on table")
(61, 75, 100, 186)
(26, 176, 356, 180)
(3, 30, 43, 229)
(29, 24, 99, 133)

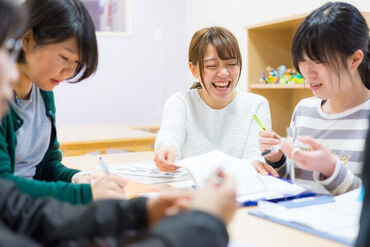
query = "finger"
(259, 136, 280, 146)
(253, 161, 268, 175)
(108, 175, 127, 188)
(155, 152, 178, 172)
(259, 130, 280, 139)
(167, 149, 176, 164)
(156, 160, 176, 172)
(176, 198, 192, 210)
(280, 138, 294, 158)
(264, 149, 281, 159)
(219, 175, 237, 198)
(297, 136, 323, 150)
(263, 163, 279, 176)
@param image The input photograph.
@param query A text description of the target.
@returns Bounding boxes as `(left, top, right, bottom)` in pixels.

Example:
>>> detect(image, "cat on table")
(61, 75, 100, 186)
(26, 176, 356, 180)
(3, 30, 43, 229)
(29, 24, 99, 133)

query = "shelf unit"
(246, 12, 370, 136)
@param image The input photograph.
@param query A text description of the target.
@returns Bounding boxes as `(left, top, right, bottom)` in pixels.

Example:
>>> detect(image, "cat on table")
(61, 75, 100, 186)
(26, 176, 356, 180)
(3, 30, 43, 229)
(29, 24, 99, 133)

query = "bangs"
(292, 19, 334, 73)
(19, 0, 98, 83)
(212, 34, 240, 64)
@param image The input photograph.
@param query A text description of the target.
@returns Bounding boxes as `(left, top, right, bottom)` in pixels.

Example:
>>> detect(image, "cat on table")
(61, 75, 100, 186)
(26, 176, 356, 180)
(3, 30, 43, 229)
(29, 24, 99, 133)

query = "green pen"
(252, 114, 267, 130)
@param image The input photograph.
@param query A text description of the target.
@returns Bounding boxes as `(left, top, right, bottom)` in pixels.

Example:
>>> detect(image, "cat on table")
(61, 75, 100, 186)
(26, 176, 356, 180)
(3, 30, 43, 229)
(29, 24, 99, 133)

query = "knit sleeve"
(154, 93, 187, 159)
(241, 96, 271, 162)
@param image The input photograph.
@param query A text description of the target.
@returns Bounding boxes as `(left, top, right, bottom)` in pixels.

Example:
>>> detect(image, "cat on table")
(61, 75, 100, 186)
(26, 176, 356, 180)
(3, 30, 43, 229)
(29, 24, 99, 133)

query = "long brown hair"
(188, 26, 242, 89)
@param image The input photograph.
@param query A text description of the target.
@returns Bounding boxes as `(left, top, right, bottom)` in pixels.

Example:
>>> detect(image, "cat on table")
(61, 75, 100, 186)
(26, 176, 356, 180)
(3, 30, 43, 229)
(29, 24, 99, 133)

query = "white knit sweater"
(154, 89, 271, 162)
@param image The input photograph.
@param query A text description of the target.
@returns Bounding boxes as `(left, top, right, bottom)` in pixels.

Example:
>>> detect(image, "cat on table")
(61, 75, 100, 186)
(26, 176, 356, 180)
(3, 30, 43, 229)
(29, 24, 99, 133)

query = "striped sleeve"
(313, 158, 362, 196)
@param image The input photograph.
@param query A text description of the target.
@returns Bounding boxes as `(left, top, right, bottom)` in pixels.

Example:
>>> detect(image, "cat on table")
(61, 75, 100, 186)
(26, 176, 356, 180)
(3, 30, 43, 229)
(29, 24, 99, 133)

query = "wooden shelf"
(250, 84, 310, 89)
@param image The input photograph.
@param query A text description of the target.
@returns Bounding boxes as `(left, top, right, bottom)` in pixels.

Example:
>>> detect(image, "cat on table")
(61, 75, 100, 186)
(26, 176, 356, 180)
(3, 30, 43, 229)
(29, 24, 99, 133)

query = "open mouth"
(212, 81, 231, 90)
(310, 83, 322, 90)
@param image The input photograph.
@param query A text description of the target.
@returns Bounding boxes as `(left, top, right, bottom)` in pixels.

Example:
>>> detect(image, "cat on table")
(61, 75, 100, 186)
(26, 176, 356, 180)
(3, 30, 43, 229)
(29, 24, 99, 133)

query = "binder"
(248, 190, 362, 245)
(249, 210, 354, 245)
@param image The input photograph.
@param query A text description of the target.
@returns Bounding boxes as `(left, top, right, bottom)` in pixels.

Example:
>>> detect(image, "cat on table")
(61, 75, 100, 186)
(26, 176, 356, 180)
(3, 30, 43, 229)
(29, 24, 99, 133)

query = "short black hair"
(0, 0, 24, 45)
(292, 2, 370, 89)
(20, 0, 98, 83)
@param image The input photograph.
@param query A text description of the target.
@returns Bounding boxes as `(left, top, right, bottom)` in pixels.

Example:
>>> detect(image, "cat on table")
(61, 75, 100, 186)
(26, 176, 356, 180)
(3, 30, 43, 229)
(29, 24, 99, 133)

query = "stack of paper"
(176, 150, 307, 203)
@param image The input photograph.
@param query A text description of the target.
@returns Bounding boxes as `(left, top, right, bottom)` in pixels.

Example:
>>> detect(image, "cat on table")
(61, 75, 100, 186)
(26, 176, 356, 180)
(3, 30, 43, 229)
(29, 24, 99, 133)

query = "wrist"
(321, 156, 337, 178)
(71, 171, 92, 184)
(265, 154, 286, 168)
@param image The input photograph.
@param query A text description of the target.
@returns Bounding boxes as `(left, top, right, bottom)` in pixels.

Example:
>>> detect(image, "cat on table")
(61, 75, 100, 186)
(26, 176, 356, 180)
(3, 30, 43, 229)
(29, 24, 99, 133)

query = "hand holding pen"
(252, 114, 284, 162)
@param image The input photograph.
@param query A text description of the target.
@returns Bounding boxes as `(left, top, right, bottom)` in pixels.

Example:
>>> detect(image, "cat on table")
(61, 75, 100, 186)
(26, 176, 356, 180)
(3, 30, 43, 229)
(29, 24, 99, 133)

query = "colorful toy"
(259, 65, 305, 84)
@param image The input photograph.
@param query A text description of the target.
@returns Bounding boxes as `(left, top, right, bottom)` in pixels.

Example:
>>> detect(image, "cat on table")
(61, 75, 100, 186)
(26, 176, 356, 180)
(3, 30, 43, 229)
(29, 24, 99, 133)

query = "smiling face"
(298, 53, 362, 100)
(190, 44, 240, 109)
(21, 34, 80, 91)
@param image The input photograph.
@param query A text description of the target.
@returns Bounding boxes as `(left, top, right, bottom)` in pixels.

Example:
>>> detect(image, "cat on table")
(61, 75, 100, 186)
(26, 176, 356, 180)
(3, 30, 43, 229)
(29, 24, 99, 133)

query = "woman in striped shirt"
(258, 2, 370, 195)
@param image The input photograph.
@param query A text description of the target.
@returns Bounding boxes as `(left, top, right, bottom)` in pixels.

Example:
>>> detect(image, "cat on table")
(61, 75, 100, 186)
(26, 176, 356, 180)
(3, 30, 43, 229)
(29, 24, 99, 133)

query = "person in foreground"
(154, 26, 274, 175)
(356, 115, 370, 246)
(257, 1, 369, 195)
(0, 1, 236, 246)
(0, 0, 127, 204)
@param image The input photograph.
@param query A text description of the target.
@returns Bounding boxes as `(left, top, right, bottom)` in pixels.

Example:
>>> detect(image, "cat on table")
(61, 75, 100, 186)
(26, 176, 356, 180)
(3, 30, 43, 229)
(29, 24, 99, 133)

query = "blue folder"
(249, 209, 354, 245)
(241, 176, 317, 206)
(241, 190, 317, 206)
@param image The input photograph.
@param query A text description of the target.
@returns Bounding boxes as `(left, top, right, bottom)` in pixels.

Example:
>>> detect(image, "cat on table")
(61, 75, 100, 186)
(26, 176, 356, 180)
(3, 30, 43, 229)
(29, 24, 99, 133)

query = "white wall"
(54, 0, 188, 126)
(186, 0, 370, 92)
(54, 0, 370, 126)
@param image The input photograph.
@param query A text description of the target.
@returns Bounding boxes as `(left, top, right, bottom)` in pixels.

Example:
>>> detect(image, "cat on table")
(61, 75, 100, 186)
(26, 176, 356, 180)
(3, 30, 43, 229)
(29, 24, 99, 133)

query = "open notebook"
(176, 150, 308, 205)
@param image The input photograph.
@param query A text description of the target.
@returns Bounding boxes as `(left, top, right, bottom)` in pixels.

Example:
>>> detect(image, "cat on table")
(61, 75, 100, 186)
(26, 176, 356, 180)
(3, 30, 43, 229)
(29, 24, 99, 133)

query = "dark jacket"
(0, 89, 92, 204)
(0, 178, 229, 247)
(355, 117, 370, 246)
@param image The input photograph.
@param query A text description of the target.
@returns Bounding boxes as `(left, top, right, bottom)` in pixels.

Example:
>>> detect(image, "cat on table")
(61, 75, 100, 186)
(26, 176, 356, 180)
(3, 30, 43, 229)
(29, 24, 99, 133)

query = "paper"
(176, 150, 307, 202)
(176, 150, 267, 197)
(106, 161, 190, 184)
(256, 189, 362, 243)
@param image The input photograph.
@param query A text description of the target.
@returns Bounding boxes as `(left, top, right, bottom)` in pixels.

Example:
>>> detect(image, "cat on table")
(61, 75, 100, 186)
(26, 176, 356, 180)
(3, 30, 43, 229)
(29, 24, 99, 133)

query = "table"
(62, 152, 348, 247)
(57, 123, 158, 156)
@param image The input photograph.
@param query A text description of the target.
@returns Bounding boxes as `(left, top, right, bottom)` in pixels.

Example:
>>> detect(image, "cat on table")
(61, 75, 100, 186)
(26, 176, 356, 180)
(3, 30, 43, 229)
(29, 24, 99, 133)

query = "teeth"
(214, 82, 229, 86)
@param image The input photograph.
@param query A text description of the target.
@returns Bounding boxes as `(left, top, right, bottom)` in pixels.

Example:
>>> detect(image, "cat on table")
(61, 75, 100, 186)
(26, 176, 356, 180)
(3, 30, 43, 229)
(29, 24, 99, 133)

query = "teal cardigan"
(0, 90, 92, 204)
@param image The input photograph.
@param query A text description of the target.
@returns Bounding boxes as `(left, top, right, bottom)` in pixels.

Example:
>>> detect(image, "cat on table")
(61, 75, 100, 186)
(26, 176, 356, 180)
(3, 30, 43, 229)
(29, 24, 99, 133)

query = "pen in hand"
(261, 144, 281, 157)
(252, 114, 267, 131)
(99, 157, 110, 175)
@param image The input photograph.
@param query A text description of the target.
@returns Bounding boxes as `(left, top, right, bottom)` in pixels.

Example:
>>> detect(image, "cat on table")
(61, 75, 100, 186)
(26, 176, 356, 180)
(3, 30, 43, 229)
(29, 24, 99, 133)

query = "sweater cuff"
(265, 155, 286, 168)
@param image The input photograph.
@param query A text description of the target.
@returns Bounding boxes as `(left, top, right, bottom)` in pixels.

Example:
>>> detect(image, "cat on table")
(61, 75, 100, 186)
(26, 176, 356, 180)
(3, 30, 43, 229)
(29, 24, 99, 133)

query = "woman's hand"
(280, 136, 337, 178)
(190, 171, 237, 224)
(147, 192, 193, 226)
(154, 145, 180, 172)
(91, 175, 127, 200)
(252, 161, 279, 176)
(258, 130, 283, 162)
(74, 173, 102, 184)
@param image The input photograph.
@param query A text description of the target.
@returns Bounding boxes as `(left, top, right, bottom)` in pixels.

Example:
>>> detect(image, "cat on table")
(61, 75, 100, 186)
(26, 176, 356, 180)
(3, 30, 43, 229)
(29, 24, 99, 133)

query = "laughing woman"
(0, 0, 126, 204)
(154, 26, 273, 173)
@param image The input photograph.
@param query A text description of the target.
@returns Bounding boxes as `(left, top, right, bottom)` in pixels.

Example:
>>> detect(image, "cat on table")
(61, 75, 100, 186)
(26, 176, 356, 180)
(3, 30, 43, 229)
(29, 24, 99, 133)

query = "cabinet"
(246, 13, 370, 136)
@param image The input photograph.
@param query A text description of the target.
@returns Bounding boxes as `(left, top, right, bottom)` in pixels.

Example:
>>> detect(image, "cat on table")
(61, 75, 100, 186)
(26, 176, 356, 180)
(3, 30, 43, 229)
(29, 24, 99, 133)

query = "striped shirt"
(277, 97, 369, 195)
(154, 89, 271, 162)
